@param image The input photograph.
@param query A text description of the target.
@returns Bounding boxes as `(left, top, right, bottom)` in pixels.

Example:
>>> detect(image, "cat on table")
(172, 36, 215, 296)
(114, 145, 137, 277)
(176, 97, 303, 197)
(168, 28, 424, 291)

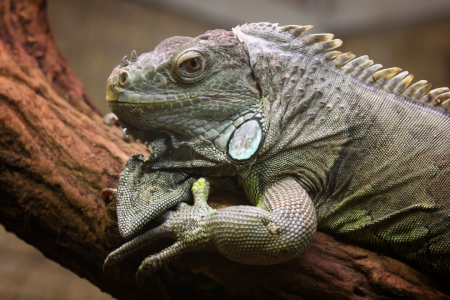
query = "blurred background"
(1, 0, 450, 299)
(49, 0, 450, 114)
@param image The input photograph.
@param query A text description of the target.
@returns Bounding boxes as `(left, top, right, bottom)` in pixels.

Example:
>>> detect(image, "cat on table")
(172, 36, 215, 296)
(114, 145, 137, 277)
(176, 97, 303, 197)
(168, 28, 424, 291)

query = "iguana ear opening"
(227, 119, 264, 163)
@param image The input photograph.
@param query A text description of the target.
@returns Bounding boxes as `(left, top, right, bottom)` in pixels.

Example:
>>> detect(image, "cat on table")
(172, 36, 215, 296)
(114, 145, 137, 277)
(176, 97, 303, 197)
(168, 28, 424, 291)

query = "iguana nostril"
(118, 71, 129, 86)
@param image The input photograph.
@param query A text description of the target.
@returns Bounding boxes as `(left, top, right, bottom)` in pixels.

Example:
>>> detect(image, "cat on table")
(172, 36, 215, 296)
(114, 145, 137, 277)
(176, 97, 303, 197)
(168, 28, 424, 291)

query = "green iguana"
(102, 23, 450, 283)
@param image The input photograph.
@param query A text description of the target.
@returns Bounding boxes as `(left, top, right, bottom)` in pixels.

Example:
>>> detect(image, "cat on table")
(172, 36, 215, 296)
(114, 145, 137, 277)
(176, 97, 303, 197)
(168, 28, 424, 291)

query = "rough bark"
(0, 1, 448, 299)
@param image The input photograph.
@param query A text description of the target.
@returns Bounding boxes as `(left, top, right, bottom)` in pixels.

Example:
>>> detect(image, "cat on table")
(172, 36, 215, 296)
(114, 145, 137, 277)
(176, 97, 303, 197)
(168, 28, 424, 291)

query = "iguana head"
(107, 29, 266, 163)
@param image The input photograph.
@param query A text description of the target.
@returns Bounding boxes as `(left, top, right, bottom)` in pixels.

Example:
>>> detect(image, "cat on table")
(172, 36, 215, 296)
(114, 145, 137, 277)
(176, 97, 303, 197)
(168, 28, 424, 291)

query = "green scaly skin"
(103, 23, 450, 282)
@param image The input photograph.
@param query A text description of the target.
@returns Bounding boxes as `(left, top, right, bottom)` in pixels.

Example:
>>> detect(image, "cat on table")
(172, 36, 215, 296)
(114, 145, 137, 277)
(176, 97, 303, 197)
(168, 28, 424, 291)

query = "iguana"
(102, 22, 450, 283)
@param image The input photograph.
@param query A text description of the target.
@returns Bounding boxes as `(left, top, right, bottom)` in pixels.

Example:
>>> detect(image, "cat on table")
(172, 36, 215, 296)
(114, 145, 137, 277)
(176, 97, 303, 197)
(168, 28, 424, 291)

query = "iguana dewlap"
(103, 23, 450, 282)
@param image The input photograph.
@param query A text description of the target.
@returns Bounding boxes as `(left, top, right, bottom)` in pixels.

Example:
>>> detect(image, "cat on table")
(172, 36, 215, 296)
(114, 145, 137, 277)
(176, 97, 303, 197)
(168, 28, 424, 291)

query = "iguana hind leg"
(209, 177, 317, 265)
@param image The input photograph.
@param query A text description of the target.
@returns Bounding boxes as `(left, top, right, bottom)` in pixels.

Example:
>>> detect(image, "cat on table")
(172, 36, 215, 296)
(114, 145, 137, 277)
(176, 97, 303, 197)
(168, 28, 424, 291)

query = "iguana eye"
(174, 50, 208, 83)
(180, 57, 202, 74)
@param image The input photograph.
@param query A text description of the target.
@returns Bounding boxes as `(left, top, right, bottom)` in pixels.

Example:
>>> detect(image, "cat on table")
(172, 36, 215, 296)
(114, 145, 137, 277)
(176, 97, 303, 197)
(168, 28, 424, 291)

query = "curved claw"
(136, 241, 186, 285)
(100, 188, 117, 203)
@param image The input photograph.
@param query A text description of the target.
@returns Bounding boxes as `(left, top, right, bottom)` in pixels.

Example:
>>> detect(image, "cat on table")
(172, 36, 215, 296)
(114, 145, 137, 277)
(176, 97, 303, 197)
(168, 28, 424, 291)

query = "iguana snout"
(106, 51, 148, 103)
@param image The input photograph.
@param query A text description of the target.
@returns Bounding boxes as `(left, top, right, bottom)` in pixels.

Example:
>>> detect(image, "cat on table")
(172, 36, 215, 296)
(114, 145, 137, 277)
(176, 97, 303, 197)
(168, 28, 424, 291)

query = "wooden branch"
(0, 1, 448, 299)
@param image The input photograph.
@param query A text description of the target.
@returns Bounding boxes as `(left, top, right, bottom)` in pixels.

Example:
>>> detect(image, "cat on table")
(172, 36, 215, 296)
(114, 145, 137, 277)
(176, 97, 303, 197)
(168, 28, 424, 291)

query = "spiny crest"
(234, 23, 450, 113)
(321, 46, 450, 112)
(234, 22, 313, 43)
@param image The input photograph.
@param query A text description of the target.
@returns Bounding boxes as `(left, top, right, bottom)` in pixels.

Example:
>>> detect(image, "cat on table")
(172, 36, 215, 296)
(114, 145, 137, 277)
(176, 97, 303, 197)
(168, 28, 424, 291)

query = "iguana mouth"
(109, 92, 190, 104)
(106, 80, 240, 104)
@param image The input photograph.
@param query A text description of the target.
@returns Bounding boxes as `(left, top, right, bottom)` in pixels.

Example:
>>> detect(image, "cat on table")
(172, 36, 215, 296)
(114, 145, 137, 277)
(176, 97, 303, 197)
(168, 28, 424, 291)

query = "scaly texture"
(103, 22, 450, 281)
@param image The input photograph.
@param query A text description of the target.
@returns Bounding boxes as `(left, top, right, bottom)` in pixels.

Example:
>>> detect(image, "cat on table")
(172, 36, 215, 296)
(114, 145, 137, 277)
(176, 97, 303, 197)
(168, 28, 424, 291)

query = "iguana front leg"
(104, 177, 317, 284)
(103, 179, 215, 284)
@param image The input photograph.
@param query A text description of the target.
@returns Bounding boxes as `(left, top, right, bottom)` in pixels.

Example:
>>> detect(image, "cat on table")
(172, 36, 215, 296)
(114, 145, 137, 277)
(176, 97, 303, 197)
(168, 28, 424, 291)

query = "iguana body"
(103, 23, 450, 281)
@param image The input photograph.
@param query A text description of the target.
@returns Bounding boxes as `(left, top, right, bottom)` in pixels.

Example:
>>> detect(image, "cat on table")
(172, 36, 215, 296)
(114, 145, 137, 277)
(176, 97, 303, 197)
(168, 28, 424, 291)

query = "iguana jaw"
(106, 90, 190, 104)
(107, 79, 239, 104)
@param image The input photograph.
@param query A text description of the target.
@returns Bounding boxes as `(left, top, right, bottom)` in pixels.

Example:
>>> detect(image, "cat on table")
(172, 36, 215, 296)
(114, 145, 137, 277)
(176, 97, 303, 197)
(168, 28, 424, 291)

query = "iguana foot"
(103, 178, 216, 284)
